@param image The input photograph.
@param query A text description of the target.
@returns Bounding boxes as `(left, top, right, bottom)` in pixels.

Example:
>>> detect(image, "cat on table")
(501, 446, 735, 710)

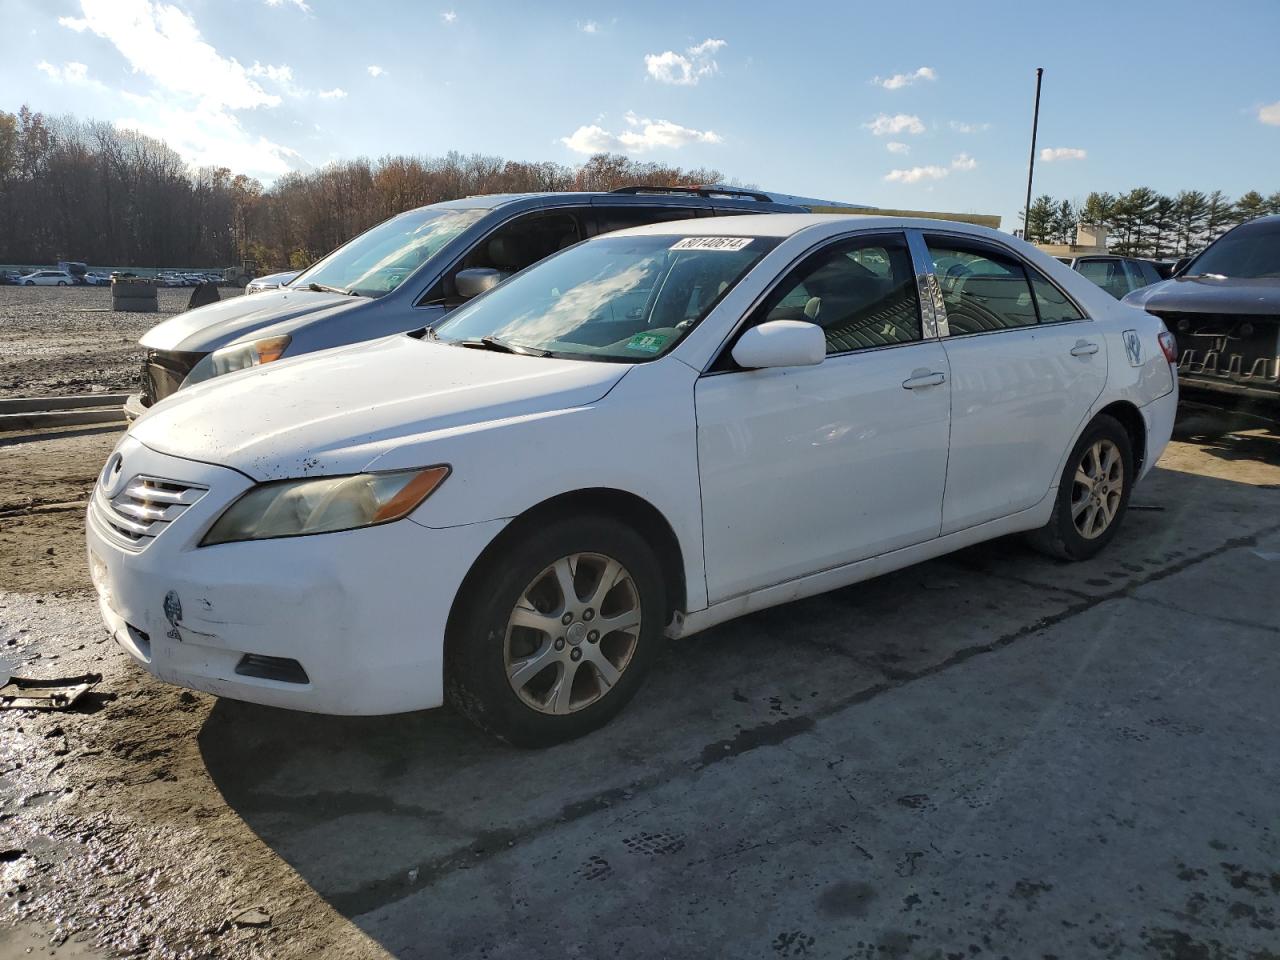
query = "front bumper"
(86, 435, 507, 715)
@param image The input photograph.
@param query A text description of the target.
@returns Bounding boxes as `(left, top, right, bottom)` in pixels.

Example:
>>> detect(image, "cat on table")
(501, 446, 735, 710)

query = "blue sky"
(5, 0, 1279, 231)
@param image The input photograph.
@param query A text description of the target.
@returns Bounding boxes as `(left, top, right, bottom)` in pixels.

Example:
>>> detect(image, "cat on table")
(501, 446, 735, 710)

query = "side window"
(594, 206, 702, 235)
(926, 239, 1037, 333)
(474, 211, 582, 277)
(1027, 266, 1085, 323)
(1138, 261, 1161, 285)
(750, 233, 922, 356)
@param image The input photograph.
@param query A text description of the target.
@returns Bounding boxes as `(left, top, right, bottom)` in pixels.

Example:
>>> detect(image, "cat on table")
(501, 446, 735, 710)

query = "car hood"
(1123, 275, 1280, 315)
(138, 288, 367, 353)
(129, 335, 630, 481)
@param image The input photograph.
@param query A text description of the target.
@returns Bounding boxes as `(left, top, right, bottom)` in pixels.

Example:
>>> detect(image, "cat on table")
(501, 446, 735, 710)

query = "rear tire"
(1028, 414, 1134, 561)
(446, 515, 666, 747)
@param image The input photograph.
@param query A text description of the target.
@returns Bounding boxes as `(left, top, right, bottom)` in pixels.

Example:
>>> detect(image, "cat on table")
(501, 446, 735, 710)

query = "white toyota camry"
(87, 214, 1178, 745)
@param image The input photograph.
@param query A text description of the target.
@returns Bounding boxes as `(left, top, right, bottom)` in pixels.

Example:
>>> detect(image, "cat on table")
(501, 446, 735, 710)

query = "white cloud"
(1258, 101, 1280, 125)
(36, 60, 92, 84)
(441, 10, 456, 23)
(886, 141, 910, 154)
(561, 112, 723, 154)
(884, 165, 948, 184)
(247, 61, 293, 84)
(873, 66, 936, 90)
(579, 20, 599, 33)
(56, 1, 307, 181)
(1040, 146, 1087, 162)
(116, 91, 308, 179)
(264, 0, 311, 12)
(367, 65, 385, 77)
(949, 120, 990, 134)
(317, 87, 347, 99)
(864, 113, 925, 136)
(884, 152, 977, 184)
(644, 37, 726, 85)
(59, 0, 280, 110)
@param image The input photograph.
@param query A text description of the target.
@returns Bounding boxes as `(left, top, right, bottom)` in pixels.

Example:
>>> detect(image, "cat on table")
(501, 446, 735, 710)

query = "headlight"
(201, 466, 450, 545)
(182, 335, 291, 388)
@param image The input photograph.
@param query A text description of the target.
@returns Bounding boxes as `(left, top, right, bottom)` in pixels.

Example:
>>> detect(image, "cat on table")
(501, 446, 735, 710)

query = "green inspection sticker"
(626, 333, 669, 353)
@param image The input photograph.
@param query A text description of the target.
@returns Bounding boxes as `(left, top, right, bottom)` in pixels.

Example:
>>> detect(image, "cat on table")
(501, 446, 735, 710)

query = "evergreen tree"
(1235, 190, 1268, 222)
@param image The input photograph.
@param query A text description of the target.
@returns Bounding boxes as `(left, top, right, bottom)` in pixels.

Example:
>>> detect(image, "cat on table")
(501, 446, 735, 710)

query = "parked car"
(123, 186, 860, 419)
(1056, 255, 1162, 300)
(155, 272, 186, 287)
(244, 270, 299, 294)
(19, 270, 74, 286)
(0, 270, 23, 285)
(1124, 215, 1280, 401)
(89, 214, 1177, 744)
(84, 272, 111, 286)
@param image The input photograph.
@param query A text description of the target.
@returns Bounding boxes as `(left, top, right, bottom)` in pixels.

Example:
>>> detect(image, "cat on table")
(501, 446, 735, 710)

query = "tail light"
(1157, 330, 1178, 364)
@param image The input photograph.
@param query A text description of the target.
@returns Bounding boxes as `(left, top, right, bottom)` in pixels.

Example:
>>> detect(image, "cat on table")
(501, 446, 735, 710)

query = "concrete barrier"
(111, 277, 158, 313)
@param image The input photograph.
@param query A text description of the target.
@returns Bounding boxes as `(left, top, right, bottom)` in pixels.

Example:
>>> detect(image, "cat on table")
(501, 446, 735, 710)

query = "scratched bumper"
(86, 435, 505, 715)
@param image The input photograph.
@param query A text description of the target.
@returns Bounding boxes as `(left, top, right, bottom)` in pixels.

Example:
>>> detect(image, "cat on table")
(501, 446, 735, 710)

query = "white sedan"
(87, 215, 1178, 745)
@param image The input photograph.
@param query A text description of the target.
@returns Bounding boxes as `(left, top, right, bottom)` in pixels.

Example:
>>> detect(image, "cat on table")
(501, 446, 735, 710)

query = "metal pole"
(1023, 67, 1044, 239)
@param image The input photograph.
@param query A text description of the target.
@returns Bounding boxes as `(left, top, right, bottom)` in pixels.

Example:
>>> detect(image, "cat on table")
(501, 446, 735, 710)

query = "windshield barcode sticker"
(670, 237, 753, 252)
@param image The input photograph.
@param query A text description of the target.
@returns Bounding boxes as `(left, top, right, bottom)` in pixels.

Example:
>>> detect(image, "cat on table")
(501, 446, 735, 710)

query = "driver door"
(695, 232, 952, 603)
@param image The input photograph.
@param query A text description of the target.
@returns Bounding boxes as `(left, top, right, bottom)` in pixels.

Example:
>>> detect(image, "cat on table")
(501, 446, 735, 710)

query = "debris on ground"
(0, 671, 100, 710)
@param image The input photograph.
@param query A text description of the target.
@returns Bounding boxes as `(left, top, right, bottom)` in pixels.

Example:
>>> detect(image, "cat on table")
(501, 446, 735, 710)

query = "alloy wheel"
(1071, 438, 1124, 540)
(504, 552, 642, 715)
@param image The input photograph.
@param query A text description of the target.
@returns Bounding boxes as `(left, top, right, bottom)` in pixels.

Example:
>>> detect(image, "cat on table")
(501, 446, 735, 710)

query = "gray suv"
(129, 186, 847, 417)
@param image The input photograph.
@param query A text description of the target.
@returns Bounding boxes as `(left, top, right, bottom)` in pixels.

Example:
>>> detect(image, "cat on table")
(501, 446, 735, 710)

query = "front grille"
(1151, 311, 1280, 391)
(91, 475, 207, 550)
(139, 349, 206, 407)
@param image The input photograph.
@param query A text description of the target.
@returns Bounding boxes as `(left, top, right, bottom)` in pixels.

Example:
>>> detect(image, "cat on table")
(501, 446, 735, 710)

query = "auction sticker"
(626, 333, 669, 353)
(670, 237, 753, 252)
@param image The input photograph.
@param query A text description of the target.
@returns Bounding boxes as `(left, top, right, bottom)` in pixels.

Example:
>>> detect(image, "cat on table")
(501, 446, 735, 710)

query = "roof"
(608, 212, 1010, 242)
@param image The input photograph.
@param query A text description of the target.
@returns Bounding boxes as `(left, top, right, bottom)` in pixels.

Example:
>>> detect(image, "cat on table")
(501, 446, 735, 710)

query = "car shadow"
(1173, 398, 1280, 467)
(197, 459, 1280, 951)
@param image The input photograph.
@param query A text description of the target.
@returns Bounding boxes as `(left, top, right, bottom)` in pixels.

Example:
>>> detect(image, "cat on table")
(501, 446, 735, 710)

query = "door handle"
(1070, 340, 1100, 357)
(902, 371, 946, 390)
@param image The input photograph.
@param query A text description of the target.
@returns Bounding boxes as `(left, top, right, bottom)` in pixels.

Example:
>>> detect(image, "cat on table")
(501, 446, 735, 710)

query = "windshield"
(291, 206, 489, 298)
(1185, 220, 1280, 279)
(433, 234, 779, 362)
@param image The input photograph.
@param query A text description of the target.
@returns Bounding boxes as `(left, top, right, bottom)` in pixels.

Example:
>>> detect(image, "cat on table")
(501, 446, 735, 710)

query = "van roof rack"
(610, 185, 776, 203)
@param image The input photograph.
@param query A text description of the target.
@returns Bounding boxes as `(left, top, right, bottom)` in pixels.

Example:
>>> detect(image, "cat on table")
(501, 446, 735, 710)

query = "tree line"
(0, 105, 725, 269)
(1023, 187, 1280, 258)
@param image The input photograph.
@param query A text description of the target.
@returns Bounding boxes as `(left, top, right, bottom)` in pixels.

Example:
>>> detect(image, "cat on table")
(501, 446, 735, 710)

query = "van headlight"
(201, 466, 450, 545)
(182, 335, 291, 388)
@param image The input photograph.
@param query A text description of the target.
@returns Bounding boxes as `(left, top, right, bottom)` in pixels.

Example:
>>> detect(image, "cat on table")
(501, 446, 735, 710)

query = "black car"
(1057, 255, 1163, 300)
(1124, 215, 1280, 401)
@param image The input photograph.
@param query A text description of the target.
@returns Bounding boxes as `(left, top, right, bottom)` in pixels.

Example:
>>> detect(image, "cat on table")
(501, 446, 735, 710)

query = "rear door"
(922, 233, 1107, 534)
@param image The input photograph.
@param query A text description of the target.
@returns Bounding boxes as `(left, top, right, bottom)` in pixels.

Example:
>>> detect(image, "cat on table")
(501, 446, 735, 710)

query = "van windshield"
(433, 234, 778, 362)
(292, 207, 488, 298)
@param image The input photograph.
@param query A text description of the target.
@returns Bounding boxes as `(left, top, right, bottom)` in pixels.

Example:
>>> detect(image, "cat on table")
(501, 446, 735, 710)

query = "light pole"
(1023, 67, 1044, 240)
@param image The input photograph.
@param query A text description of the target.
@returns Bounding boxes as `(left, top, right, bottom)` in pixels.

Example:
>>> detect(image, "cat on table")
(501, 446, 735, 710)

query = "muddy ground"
(1, 388, 1279, 957)
(0, 286, 240, 399)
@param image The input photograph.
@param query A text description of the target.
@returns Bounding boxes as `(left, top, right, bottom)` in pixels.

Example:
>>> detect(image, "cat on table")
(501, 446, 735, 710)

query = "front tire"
(446, 515, 666, 747)
(1028, 414, 1134, 561)
(57, 280, 67, 286)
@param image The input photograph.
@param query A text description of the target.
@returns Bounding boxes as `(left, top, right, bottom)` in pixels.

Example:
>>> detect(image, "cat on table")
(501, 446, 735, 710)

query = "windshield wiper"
(305, 282, 359, 296)
(455, 336, 550, 357)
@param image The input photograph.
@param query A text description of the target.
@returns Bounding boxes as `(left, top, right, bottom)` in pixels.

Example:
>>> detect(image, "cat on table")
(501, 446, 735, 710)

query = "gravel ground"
(0, 286, 241, 399)
(0, 403, 1278, 959)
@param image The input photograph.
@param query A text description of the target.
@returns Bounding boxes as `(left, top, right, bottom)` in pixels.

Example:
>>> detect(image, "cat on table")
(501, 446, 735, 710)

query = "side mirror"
(731, 320, 825, 370)
(454, 267, 504, 300)
(1172, 256, 1192, 277)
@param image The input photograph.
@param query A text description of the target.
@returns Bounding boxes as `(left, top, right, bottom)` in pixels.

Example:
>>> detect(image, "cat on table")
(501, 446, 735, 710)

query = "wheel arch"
(1093, 400, 1148, 475)
(445, 487, 689, 651)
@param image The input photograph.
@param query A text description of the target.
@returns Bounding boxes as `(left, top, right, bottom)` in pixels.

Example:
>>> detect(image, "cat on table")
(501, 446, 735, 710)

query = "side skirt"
(666, 496, 1053, 640)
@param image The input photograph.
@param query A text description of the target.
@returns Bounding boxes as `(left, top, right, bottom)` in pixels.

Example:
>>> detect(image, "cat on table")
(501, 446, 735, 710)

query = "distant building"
(1035, 223, 1108, 258)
